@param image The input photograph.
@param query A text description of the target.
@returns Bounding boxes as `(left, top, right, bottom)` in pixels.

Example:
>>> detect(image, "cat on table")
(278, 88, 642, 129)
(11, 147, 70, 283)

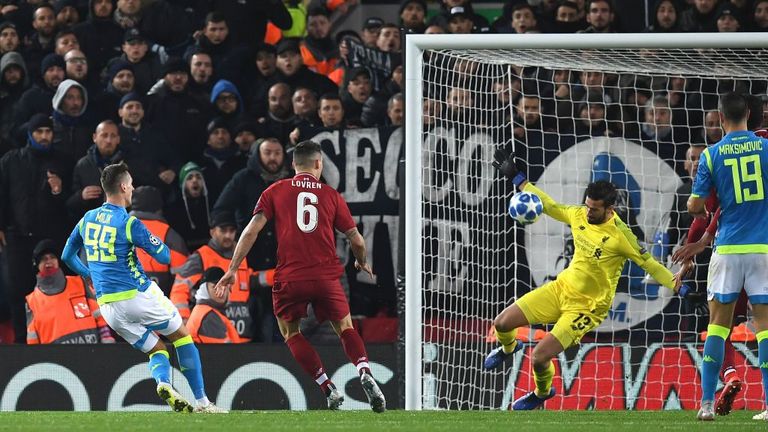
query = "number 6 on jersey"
(297, 192, 318, 233)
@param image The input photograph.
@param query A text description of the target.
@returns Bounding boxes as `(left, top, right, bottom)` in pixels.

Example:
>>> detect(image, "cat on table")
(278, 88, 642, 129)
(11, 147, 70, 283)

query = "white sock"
(196, 396, 210, 407)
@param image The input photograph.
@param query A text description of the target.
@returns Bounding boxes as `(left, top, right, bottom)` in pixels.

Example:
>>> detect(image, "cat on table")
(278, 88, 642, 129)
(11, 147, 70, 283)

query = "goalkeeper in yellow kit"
(485, 149, 690, 410)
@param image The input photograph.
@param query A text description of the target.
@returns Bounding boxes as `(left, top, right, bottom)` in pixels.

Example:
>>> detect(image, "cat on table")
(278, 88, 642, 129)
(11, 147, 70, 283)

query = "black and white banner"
(0, 344, 398, 411)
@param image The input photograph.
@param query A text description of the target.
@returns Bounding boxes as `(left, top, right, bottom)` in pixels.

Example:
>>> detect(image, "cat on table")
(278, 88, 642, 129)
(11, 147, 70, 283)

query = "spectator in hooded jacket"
(52, 78, 93, 160)
(0, 51, 28, 152)
(0, 22, 21, 59)
(166, 161, 211, 251)
(210, 79, 246, 133)
(400, 0, 427, 33)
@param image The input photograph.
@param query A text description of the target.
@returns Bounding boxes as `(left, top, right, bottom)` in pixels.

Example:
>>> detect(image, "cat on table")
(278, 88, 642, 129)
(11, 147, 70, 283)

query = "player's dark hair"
(745, 93, 764, 130)
(586, 180, 617, 207)
(719, 92, 749, 123)
(101, 161, 130, 196)
(293, 140, 322, 168)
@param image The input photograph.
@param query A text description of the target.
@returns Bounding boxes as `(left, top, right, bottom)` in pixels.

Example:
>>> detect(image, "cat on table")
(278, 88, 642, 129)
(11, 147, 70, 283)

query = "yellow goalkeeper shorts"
(515, 279, 606, 349)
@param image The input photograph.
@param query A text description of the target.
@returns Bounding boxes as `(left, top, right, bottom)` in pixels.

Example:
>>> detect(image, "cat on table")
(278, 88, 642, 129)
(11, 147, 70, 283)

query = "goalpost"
(404, 33, 768, 411)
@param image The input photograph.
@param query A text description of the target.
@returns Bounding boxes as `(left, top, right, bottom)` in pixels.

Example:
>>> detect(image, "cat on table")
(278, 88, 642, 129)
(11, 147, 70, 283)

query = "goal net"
(404, 33, 768, 411)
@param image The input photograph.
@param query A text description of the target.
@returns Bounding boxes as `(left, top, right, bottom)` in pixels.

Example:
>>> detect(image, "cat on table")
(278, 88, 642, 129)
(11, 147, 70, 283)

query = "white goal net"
(405, 34, 768, 411)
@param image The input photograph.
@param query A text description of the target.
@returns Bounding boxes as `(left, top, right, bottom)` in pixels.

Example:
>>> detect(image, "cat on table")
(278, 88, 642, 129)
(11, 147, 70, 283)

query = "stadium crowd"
(0, 0, 765, 345)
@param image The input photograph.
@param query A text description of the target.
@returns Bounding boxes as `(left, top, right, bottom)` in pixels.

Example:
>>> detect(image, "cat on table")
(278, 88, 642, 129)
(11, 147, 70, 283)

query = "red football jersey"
(254, 172, 356, 282)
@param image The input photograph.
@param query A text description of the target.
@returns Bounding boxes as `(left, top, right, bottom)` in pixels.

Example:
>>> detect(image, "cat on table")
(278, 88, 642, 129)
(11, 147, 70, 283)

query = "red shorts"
(272, 279, 350, 323)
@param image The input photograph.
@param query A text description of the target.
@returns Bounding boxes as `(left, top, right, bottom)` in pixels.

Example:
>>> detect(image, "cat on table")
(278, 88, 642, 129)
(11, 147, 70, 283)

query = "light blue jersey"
(692, 130, 768, 253)
(62, 202, 170, 304)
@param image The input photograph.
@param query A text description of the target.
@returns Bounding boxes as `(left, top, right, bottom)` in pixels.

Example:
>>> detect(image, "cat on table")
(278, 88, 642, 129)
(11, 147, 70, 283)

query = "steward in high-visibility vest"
(130, 186, 189, 296)
(187, 267, 243, 343)
(25, 239, 115, 344)
(171, 211, 274, 341)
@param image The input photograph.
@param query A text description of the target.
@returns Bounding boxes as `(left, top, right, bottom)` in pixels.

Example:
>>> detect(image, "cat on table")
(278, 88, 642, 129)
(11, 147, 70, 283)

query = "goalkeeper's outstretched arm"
(492, 148, 577, 225)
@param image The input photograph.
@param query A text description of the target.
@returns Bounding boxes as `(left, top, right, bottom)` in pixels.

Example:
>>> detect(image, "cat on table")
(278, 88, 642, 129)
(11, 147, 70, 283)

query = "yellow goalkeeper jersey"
(523, 183, 676, 312)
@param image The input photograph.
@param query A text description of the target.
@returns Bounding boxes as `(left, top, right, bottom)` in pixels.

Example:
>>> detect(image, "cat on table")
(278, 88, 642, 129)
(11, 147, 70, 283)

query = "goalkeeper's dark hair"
(293, 140, 322, 168)
(745, 93, 764, 130)
(100, 161, 130, 196)
(719, 92, 749, 123)
(586, 180, 617, 207)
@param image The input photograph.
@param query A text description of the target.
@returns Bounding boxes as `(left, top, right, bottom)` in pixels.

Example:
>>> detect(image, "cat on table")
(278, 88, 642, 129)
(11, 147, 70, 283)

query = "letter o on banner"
(107, 364, 195, 411)
(1, 363, 90, 411)
(217, 363, 307, 410)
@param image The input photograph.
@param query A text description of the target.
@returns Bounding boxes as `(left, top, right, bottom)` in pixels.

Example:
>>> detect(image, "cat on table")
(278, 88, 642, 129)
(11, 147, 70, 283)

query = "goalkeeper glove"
(492, 148, 526, 188)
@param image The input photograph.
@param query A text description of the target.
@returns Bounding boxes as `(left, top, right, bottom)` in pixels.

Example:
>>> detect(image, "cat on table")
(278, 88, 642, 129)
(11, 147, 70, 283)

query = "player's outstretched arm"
(346, 227, 373, 279)
(215, 213, 267, 296)
(62, 222, 90, 278)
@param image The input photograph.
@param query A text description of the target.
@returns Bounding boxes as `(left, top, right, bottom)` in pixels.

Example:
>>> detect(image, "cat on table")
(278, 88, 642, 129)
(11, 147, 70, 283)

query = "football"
(508, 191, 543, 225)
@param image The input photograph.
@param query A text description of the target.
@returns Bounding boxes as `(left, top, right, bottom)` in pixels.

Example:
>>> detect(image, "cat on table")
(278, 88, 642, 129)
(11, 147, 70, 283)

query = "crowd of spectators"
(0, 0, 765, 345)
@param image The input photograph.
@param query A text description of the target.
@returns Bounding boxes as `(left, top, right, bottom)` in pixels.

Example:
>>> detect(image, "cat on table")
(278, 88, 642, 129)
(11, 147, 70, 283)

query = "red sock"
(340, 328, 371, 376)
(721, 338, 737, 381)
(286, 333, 333, 394)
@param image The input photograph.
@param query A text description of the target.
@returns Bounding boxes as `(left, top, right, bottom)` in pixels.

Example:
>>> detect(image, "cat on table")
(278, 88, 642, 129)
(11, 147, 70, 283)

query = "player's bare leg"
(699, 300, 736, 421)
(512, 333, 561, 410)
(164, 326, 226, 413)
(278, 317, 344, 409)
(484, 303, 528, 369)
(330, 314, 386, 413)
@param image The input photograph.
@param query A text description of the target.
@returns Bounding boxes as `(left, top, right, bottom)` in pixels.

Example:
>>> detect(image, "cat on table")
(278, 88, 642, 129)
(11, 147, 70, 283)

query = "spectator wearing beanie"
(73, 0, 123, 76)
(52, 0, 79, 29)
(210, 79, 247, 133)
(94, 60, 134, 122)
(716, 2, 743, 32)
(145, 57, 213, 165)
(197, 117, 245, 205)
(117, 92, 179, 192)
(231, 120, 260, 155)
(400, 0, 427, 33)
(106, 28, 162, 95)
(51, 78, 92, 160)
(165, 161, 211, 251)
(13, 53, 64, 135)
(0, 51, 29, 152)
(0, 112, 71, 343)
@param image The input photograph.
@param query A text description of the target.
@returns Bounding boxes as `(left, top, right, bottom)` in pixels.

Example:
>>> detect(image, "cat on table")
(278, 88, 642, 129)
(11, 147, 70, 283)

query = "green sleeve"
(522, 183, 581, 225)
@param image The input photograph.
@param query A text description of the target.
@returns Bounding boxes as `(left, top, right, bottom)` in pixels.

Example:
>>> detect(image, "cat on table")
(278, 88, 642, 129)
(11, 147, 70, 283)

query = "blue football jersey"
(62, 203, 170, 303)
(692, 130, 768, 253)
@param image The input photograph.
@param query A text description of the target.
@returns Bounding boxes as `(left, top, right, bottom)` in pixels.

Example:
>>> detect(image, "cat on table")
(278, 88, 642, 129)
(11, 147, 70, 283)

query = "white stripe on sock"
(315, 373, 329, 385)
(355, 361, 370, 373)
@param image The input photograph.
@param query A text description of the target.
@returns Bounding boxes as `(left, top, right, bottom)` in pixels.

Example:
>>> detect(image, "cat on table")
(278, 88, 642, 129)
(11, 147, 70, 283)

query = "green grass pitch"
(0, 411, 766, 432)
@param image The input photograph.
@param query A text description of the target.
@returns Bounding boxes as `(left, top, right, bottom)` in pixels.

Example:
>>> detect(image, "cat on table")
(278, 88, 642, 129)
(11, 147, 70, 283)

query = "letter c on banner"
(1, 363, 90, 411)
(216, 363, 307, 410)
(107, 364, 195, 411)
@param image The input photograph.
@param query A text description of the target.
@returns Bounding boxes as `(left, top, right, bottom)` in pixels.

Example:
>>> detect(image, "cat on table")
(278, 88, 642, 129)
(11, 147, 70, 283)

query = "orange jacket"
(188, 304, 243, 344)
(171, 245, 275, 341)
(300, 43, 337, 78)
(137, 219, 187, 294)
(26, 276, 106, 344)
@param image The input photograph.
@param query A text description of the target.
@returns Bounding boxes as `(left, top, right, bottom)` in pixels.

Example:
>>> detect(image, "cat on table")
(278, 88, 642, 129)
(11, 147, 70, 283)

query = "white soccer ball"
(508, 191, 543, 225)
